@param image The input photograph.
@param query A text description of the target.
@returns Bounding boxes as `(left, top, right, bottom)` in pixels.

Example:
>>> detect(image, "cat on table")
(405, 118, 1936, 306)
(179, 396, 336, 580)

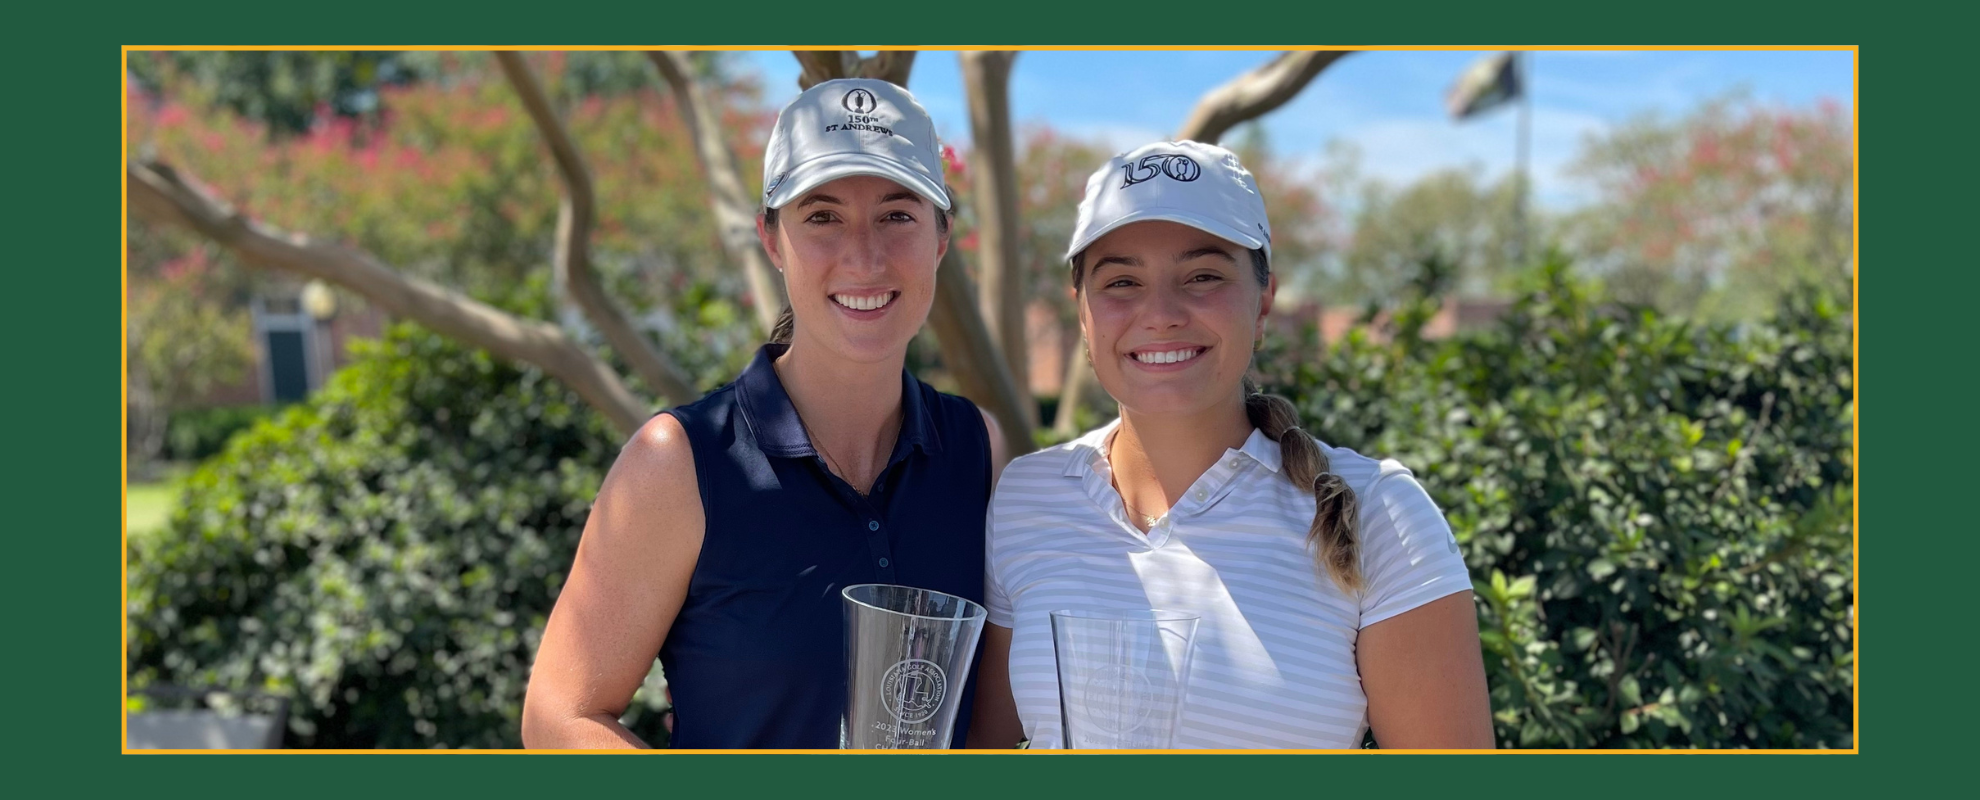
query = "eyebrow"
(796, 191, 927, 209)
(1092, 248, 1235, 271)
(1178, 247, 1238, 264)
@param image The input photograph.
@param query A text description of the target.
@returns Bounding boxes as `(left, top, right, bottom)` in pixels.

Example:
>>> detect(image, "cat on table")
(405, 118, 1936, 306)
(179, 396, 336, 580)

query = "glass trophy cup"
(840, 584, 987, 749)
(1049, 609, 1200, 749)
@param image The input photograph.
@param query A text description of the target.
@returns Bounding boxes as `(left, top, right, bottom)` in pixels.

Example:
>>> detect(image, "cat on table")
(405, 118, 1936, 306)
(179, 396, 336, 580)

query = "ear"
(933, 211, 952, 263)
(756, 213, 785, 272)
(1259, 271, 1278, 328)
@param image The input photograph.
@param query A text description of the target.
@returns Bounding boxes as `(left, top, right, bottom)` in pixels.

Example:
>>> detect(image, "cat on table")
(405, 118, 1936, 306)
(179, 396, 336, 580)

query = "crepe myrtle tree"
(128, 49, 1353, 456)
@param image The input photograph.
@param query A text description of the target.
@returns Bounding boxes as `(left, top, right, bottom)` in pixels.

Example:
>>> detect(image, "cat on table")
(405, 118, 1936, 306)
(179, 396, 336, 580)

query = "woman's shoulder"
(620, 411, 700, 483)
(1307, 436, 1427, 504)
(662, 380, 741, 434)
(997, 421, 1112, 488)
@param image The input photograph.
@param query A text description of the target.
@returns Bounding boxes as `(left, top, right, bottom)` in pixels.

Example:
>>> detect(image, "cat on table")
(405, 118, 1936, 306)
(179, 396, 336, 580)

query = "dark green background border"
(22, 0, 1933, 789)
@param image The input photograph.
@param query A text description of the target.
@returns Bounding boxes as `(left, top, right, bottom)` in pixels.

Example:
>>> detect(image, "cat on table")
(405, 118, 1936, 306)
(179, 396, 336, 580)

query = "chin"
(1108, 385, 1228, 420)
(829, 324, 917, 363)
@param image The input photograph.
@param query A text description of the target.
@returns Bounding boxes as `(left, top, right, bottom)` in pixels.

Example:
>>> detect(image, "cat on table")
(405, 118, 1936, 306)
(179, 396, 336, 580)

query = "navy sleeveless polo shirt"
(657, 343, 991, 749)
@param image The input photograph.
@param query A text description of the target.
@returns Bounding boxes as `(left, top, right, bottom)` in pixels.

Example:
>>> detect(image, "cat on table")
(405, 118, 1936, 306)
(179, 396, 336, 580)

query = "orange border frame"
(120, 44, 1862, 755)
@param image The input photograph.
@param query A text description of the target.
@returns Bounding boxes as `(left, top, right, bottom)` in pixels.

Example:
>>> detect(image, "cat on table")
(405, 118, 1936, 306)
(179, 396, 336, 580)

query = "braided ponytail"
(1242, 377, 1362, 594)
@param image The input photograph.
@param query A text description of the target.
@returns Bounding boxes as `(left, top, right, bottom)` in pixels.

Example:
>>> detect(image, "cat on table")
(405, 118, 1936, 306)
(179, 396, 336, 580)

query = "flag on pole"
(1446, 52, 1523, 120)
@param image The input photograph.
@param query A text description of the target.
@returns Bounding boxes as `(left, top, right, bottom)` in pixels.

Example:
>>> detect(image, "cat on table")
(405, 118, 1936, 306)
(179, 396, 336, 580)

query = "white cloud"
(1330, 105, 1609, 210)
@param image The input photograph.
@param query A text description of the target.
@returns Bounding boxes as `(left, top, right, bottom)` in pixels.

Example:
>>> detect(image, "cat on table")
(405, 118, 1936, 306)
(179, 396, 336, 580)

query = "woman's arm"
(966, 623, 1024, 748)
(1356, 591, 1495, 749)
(967, 411, 1020, 748)
(980, 409, 1010, 484)
(521, 413, 705, 749)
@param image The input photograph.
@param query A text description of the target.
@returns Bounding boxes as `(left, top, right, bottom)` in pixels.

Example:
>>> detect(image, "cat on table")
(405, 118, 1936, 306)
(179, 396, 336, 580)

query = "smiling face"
(759, 174, 948, 365)
(1077, 220, 1275, 419)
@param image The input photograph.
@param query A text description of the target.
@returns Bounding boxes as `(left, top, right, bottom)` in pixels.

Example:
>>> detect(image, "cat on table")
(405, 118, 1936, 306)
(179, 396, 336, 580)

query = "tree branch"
(927, 247, 1036, 457)
(128, 160, 651, 438)
(792, 50, 918, 90)
(495, 52, 700, 407)
(646, 51, 789, 336)
(865, 51, 917, 86)
(793, 51, 858, 90)
(1176, 51, 1354, 144)
(960, 50, 1033, 429)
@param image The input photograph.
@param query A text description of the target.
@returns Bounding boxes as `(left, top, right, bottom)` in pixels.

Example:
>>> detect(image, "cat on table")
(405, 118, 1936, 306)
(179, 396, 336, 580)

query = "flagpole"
(1514, 51, 1531, 269)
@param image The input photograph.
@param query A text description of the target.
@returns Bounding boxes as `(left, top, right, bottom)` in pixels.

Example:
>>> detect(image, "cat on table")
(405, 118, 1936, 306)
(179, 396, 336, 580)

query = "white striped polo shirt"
(984, 418, 1471, 749)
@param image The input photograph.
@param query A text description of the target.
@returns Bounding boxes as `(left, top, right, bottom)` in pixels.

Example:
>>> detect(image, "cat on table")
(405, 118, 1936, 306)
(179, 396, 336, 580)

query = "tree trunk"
(128, 352, 167, 468)
(960, 51, 1033, 429)
(1053, 347, 1106, 438)
(1177, 51, 1354, 144)
(646, 51, 790, 336)
(128, 160, 653, 438)
(495, 52, 700, 407)
(927, 247, 1037, 457)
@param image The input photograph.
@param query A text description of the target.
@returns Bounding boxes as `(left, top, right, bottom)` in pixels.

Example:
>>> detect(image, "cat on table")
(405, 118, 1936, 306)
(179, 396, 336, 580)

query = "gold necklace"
(1121, 498, 1165, 528)
(798, 408, 901, 497)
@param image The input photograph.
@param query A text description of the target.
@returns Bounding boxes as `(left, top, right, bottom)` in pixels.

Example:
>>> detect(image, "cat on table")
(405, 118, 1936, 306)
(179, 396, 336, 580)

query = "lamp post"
(301, 280, 338, 391)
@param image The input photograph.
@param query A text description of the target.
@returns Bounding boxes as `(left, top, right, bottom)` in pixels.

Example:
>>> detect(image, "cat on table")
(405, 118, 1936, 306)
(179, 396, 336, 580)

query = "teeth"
(832, 292, 894, 312)
(1134, 348, 1202, 364)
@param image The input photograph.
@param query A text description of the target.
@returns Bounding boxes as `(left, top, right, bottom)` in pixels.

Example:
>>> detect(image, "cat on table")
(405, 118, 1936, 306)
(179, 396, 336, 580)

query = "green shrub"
(126, 323, 669, 748)
(127, 260, 1852, 749)
(1258, 260, 1853, 748)
(164, 405, 278, 462)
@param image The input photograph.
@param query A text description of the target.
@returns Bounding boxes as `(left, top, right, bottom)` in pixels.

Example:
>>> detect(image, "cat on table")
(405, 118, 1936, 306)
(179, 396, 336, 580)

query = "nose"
(840, 219, 886, 277)
(1140, 282, 1189, 332)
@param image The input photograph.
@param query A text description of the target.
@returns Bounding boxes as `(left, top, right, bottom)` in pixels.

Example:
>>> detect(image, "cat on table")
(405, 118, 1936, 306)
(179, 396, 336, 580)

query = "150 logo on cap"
(1120, 153, 1201, 189)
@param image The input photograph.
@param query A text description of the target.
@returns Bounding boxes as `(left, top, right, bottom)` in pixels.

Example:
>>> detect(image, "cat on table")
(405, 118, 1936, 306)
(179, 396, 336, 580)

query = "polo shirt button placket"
(867, 519, 894, 579)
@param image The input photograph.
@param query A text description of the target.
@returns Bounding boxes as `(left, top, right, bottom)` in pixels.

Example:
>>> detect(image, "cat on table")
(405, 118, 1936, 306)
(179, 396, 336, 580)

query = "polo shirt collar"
(1061, 418, 1285, 478)
(735, 343, 941, 460)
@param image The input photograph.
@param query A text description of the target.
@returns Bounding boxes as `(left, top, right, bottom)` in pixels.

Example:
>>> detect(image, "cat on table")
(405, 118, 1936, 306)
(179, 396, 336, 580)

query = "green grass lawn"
(126, 468, 187, 535)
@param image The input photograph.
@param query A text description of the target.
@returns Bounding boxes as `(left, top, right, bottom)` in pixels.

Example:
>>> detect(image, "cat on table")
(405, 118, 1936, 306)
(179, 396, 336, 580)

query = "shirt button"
(878, 558, 890, 568)
(868, 520, 880, 531)
(1193, 489, 1207, 501)
(1227, 459, 1241, 469)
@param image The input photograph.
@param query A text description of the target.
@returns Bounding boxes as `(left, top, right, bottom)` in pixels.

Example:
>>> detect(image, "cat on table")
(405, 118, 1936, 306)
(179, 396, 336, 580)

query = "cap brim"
(765, 153, 951, 211)
(1065, 208, 1270, 263)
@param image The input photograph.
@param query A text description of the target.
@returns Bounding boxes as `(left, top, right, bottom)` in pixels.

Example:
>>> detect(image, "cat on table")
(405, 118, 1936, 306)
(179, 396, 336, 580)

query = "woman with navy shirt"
(522, 79, 1006, 749)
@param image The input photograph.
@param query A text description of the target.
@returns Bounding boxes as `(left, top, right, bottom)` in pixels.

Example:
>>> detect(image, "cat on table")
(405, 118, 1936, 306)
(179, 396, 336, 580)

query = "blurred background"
(123, 49, 1854, 750)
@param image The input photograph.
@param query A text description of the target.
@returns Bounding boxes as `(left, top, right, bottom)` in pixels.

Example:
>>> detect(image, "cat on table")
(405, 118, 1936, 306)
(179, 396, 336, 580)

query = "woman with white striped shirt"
(967, 141, 1493, 749)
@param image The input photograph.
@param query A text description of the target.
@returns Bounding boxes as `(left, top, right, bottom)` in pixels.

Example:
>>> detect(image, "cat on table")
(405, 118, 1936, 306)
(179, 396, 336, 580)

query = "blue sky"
(737, 49, 1853, 210)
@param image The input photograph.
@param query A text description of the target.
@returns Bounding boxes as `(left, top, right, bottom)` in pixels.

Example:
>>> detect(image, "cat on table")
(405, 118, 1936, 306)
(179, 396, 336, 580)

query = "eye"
(1104, 277, 1138, 289)
(1189, 273, 1225, 283)
(804, 211, 840, 225)
(884, 210, 917, 223)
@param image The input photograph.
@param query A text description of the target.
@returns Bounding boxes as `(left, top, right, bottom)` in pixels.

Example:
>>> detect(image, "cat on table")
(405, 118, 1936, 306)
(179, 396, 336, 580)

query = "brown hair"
(761, 195, 952, 346)
(1243, 377, 1363, 594)
(1070, 243, 1363, 593)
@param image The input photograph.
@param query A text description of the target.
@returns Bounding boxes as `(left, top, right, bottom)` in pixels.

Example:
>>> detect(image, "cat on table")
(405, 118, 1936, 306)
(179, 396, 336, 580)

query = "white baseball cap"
(1065, 140, 1271, 262)
(761, 78, 950, 211)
